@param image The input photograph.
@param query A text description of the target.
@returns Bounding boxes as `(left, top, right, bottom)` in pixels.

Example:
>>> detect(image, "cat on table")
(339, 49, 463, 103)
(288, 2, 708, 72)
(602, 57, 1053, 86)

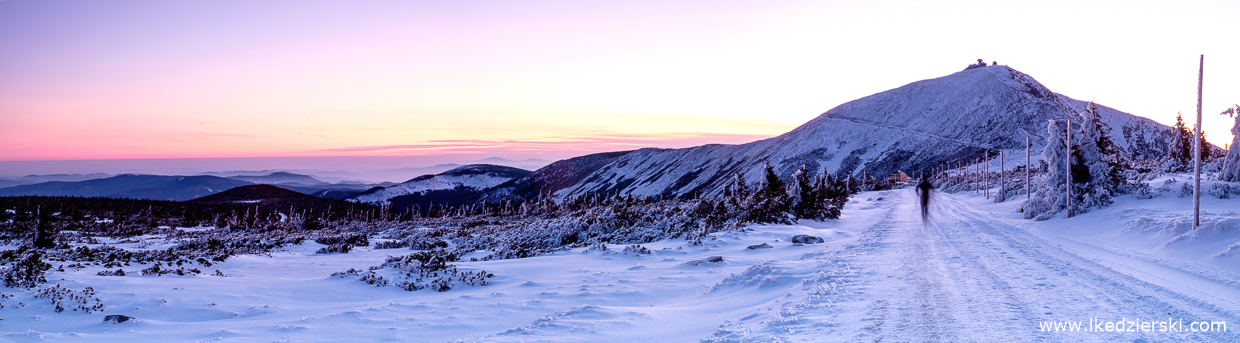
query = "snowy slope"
(348, 164, 531, 206)
(7, 183, 1238, 342)
(546, 66, 1172, 200)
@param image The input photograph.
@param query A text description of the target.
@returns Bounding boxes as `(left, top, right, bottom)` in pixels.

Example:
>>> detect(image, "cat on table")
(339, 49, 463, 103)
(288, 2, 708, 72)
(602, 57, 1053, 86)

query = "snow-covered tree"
(1220, 106, 1240, 182)
(723, 171, 749, 207)
(789, 166, 816, 218)
(745, 163, 794, 224)
(1168, 112, 1194, 170)
(1022, 119, 1068, 220)
(1024, 105, 1131, 220)
(813, 169, 849, 220)
(1043, 119, 1069, 188)
(1073, 101, 1119, 209)
(787, 166, 849, 221)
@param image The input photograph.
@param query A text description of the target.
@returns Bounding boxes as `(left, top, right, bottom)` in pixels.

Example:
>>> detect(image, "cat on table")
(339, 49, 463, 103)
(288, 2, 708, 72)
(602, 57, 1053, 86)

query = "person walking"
(916, 177, 933, 222)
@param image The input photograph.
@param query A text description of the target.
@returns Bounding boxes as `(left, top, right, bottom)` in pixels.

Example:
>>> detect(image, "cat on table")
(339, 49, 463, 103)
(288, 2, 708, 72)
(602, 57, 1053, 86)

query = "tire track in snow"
(938, 195, 1240, 342)
(840, 190, 1238, 342)
(908, 192, 1238, 342)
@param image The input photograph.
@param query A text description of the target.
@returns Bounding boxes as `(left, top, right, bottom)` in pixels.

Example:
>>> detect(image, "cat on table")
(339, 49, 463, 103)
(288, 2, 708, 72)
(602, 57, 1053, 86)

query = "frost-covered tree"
(745, 163, 794, 224)
(789, 166, 816, 218)
(1044, 119, 1069, 189)
(1023, 120, 1069, 220)
(1168, 112, 1194, 169)
(1220, 106, 1240, 182)
(813, 169, 849, 220)
(1024, 105, 1129, 220)
(1073, 102, 1120, 209)
(723, 171, 750, 207)
(787, 166, 849, 221)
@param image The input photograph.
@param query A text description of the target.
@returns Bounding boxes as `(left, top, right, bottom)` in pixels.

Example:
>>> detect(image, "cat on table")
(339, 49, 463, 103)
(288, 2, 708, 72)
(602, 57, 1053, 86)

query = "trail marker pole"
(1067, 118, 1073, 218)
(1194, 54, 1203, 229)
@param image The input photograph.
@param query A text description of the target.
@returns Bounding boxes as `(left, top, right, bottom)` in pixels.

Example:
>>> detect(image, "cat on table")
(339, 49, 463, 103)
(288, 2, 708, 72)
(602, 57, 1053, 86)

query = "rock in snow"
(790, 235, 825, 244)
(686, 256, 725, 265)
(103, 315, 134, 323)
(747, 243, 774, 250)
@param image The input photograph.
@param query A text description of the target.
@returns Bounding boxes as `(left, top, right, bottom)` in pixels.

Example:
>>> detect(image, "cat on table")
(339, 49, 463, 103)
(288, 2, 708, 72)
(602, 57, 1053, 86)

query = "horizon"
(3, 0, 1238, 176)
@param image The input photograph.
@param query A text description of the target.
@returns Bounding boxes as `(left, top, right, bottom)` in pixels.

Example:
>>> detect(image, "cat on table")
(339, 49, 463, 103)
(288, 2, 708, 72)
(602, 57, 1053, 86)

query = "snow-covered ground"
(4, 180, 1239, 342)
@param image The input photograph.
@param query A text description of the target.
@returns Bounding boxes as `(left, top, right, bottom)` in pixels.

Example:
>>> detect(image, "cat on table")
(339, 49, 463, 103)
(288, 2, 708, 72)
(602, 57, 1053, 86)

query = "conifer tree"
(1169, 112, 1194, 168)
(745, 163, 793, 224)
(1219, 109, 1240, 182)
(790, 166, 818, 219)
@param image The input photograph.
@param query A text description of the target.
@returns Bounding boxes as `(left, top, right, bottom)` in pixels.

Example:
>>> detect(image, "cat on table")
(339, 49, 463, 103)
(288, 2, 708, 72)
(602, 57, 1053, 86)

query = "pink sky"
(2, 0, 1238, 175)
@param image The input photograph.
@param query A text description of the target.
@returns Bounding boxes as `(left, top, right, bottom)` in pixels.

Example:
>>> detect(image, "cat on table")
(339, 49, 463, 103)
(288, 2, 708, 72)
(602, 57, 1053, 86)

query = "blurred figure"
(916, 178, 933, 222)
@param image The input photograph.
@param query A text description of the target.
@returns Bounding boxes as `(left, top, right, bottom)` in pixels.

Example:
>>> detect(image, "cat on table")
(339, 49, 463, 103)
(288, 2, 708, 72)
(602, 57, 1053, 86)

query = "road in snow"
(830, 190, 1240, 342)
(3, 189, 1238, 342)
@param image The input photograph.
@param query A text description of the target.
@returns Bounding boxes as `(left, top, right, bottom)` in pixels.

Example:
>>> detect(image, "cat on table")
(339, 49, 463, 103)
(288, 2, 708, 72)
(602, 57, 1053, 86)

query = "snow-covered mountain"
(526, 65, 1172, 200)
(347, 164, 532, 206)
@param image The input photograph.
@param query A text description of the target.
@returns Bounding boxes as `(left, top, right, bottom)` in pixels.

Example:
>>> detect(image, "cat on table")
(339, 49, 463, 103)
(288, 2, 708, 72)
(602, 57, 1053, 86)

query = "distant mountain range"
(0, 172, 388, 201)
(0, 173, 113, 189)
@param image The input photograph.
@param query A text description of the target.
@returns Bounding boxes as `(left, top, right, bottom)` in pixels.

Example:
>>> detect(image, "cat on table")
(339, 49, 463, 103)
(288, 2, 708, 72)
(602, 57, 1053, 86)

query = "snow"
(5, 183, 1238, 341)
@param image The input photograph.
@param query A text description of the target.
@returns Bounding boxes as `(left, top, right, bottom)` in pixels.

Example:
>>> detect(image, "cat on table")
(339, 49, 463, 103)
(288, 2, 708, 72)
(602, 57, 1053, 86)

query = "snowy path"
(5, 190, 1238, 342)
(830, 190, 1240, 342)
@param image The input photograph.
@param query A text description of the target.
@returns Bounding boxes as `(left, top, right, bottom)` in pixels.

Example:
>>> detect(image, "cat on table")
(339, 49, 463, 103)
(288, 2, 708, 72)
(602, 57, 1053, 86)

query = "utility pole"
(1067, 118, 1073, 218)
(1000, 150, 1005, 202)
(1026, 136, 1031, 199)
(1194, 54, 1203, 228)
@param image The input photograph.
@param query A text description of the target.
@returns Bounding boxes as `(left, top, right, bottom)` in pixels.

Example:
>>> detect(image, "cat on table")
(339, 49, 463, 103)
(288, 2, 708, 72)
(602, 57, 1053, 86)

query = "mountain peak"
(537, 66, 1172, 200)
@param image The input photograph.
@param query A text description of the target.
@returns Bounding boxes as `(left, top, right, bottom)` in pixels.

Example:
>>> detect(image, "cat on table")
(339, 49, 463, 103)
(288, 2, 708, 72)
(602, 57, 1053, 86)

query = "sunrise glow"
(2, 0, 1238, 172)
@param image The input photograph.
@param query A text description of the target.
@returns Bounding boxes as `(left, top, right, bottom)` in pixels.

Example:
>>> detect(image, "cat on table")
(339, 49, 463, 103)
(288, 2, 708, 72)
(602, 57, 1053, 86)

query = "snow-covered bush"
(96, 269, 126, 276)
(352, 249, 494, 292)
(314, 233, 368, 254)
(34, 284, 104, 313)
(2, 249, 51, 288)
(621, 244, 651, 254)
(139, 262, 202, 276)
(1208, 183, 1239, 199)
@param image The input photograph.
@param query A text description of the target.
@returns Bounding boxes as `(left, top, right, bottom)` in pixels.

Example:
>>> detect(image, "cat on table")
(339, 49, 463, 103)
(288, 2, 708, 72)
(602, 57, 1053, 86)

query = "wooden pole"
(1194, 54, 1203, 228)
(1026, 136, 1031, 199)
(1067, 118, 1073, 218)
(984, 153, 990, 199)
(1000, 150, 1005, 202)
